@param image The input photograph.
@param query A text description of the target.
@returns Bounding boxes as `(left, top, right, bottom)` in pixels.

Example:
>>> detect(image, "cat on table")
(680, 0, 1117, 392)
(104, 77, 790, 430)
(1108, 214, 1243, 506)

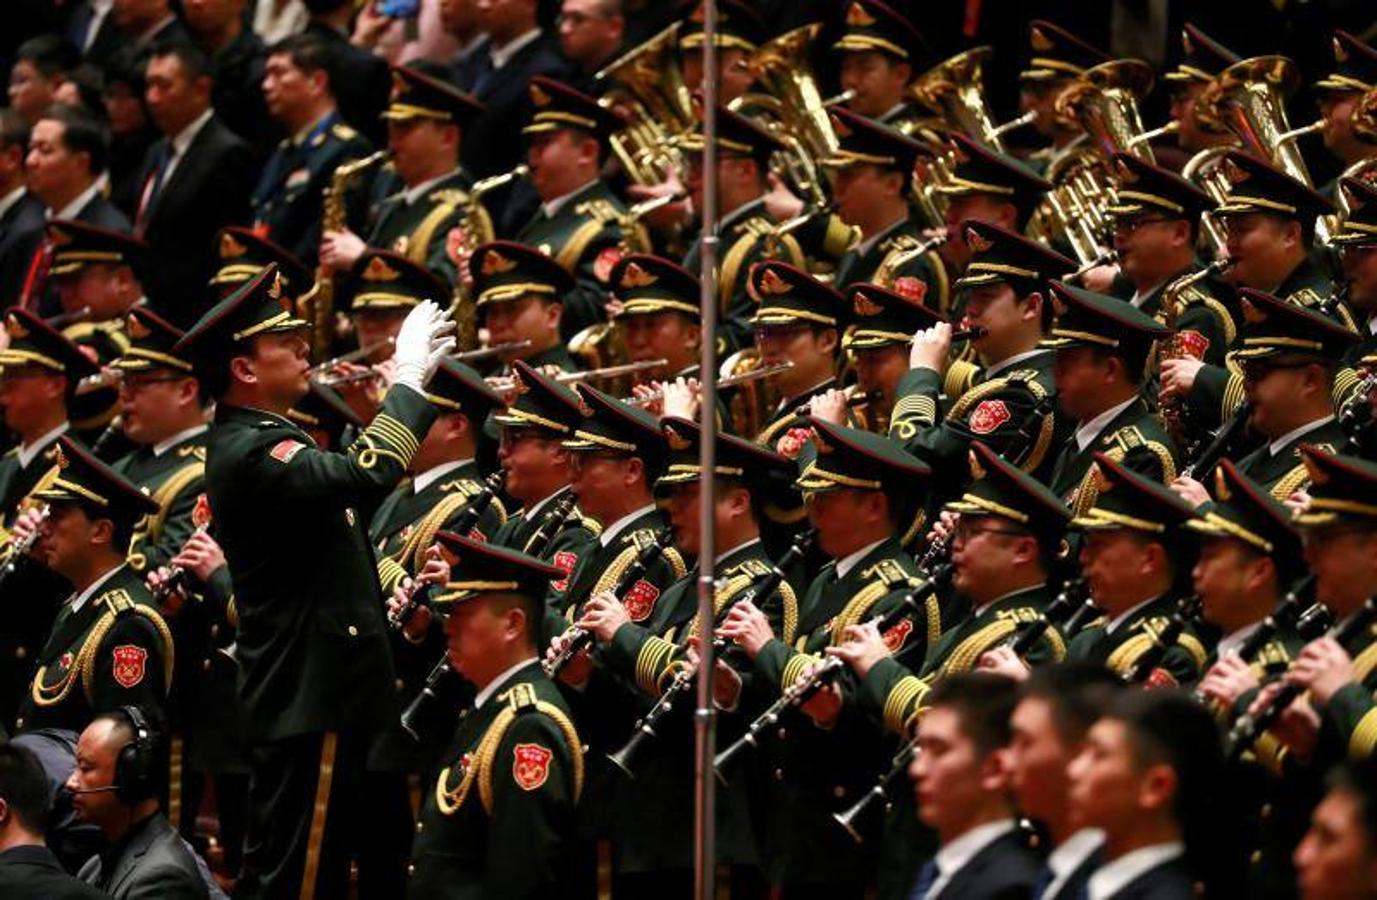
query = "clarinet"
(399, 491, 577, 739)
(1193, 575, 1313, 704)
(544, 527, 674, 677)
(0, 506, 49, 590)
(1181, 400, 1253, 480)
(1122, 594, 1203, 685)
(607, 529, 815, 778)
(713, 591, 923, 782)
(388, 471, 505, 633)
(1296, 602, 1336, 640)
(1224, 595, 1377, 761)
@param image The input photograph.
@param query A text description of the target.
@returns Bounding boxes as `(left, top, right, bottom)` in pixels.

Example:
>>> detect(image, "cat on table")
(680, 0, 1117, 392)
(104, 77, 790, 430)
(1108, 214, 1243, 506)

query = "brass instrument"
(305, 337, 396, 377)
(618, 191, 686, 254)
(305, 150, 389, 360)
(1156, 256, 1236, 448)
(628, 360, 795, 408)
(45, 306, 91, 328)
(910, 47, 1008, 151)
(873, 232, 949, 286)
(1336, 157, 1377, 219)
(75, 367, 122, 397)
(718, 349, 791, 438)
(1355, 86, 1377, 143)
(1181, 145, 1235, 255)
(568, 321, 632, 392)
(0, 505, 48, 588)
(595, 24, 694, 185)
(487, 358, 669, 394)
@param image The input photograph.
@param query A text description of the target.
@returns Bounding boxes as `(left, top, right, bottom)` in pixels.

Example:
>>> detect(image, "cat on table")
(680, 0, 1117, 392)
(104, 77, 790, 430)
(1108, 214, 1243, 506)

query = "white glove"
(391, 300, 456, 390)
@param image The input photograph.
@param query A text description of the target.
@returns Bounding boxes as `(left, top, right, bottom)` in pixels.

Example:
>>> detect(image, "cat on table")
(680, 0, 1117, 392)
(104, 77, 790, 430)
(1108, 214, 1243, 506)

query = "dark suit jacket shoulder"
(0, 844, 106, 899)
(462, 33, 571, 178)
(77, 194, 132, 231)
(1103, 857, 1197, 900)
(0, 190, 46, 305)
(78, 814, 207, 899)
(935, 829, 1041, 900)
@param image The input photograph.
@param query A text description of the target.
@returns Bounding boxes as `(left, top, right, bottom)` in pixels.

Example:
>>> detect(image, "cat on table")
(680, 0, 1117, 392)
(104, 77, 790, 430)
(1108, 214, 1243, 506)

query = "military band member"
(471, 241, 581, 374)
(674, 0, 767, 110)
(1044, 281, 1177, 511)
(933, 133, 1050, 275)
(835, 0, 930, 134)
(609, 254, 704, 384)
(515, 77, 630, 340)
(177, 264, 454, 897)
(286, 381, 364, 451)
(406, 534, 583, 899)
(1016, 21, 1108, 177)
(1064, 454, 1207, 685)
(1331, 177, 1377, 439)
(319, 64, 484, 287)
(718, 418, 935, 896)
(208, 225, 314, 304)
(1161, 24, 1242, 160)
(1313, 32, 1377, 193)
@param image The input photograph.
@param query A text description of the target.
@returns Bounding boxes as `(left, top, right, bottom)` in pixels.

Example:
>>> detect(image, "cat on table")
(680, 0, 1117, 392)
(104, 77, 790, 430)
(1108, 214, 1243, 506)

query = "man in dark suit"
(67, 0, 123, 68)
(906, 673, 1042, 900)
(183, 0, 276, 156)
(0, 111, 45, 307)
(68, 709, 207, 899)
(135, 38, 256, 328)
(0, 742, 105, 899)
(303, 0, 391, 145)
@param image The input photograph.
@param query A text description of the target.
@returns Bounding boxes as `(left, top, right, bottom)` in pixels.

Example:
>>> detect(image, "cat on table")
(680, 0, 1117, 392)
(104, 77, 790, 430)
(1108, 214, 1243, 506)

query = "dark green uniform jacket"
(1066, 593, 1208, 686)
(368, 169, 474, 287)
(832, 217, 949, 317)
(1235, 418, 1347, 502)
(1048, 396, 1179, 517)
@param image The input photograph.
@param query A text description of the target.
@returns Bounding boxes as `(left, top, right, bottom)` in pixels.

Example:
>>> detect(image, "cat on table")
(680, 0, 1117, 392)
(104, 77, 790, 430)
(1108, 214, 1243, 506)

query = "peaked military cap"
(1293, 446, 1377, 526)
(431, 532, 563, 606)
(679, 107, 781, 165)
(34, 435, 160, 525)
(1042, 281, 1171, 358)
(469, 241, 575, 309)
(287, 381, 364, 446)
(947, 440, 1071, 537)
(45, 220, 149, 277)
(1186, 459, 1302, 563)
(656, 415, 792, 488)
(843, 282, 944, 350)
(795, 417, 930, 494)
(1315, 31, 1377, 94)
(1231, 287, 1359, 360)
(835, 0, 928, 63)
(1019, 20, 1109, 82)
(491, 359, 585, 435)
(610, 254, 701, 321)
(382, 64, 484, 124)
(210, 227, 312, 300)
(1333, 176, 1377, 246)
(563, 384, 666, 464)
(425, 359, 505, 418)
(825, 108, 927, 173)
(176, 264, 308, 367)
(523, 76, 622, 142)
(1107, 153, 1216, 222)
(954, 219, 1075, 290)
(0, 308, 99, 377)
(112, 305, 192, 373)
(934, 133, 1050, 219)
(748, 261, 848, 329)
(1071, 452, 1197, 534)
(677, 0, 767, 52)
(1164, 23, 1240, 83)
(344, 249, 447, 313)
(1214, 151, 1335, 221)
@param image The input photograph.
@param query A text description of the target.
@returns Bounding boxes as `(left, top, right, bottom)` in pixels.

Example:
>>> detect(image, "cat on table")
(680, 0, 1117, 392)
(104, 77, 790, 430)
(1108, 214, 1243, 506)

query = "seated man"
(1293, 759, 1377, 900)
(469, 241, 580, 374)
(67, 708, 206, 899)
(0, 742, 104, 899)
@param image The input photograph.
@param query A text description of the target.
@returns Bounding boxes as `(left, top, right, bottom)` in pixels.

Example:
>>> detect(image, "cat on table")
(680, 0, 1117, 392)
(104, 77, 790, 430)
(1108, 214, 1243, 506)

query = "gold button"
(15, 647, 25, 660)
(348, 625, 359, 637)
(203, 659, 212, 671)
(416, 821, 424, 833)
(773, 768, 784, 781)
(1260, 803, 1272, 819)
(833, 786, 846, 799)
(15, 718, 23, 729)
(407, 863, 415, 876)
(1251, 850, 1263, 865)
(777, 727, 787, 740)
(396, 678, 406, 692)
(210, 624, 220, 638)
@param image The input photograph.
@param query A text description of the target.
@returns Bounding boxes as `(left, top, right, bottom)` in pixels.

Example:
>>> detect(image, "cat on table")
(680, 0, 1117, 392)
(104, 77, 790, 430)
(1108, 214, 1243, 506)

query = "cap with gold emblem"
(795, 416, 930, 495)
(522, 76, 622, 143)
(1163, 23, 1240, 83)
(655, 415, 791, 489)
(947, 440, 1071, 538)
(287, 381, 364, 447)
(175, 264, 308, 369)
(677, 0, 767, 53)
(563, 384, 667, 465)
(430, 531, 563, 606)
(44, 219, 150, 278)
(1019, 20, 1108, 82)
(1070, 452, 1196, 533)
(469, 241, 575, 311)
(381, 64, 484, 124)
(491, 359, 585, 435)
(835, 0, 928, 63)
(0, 308, 100, 378)
(748, 260, 848, 330)
(1213, 151, 1335, 222)
(843, 282, 944, 350)
(343, 249, 447, 313)
(1106, 153, 1215, 223)
(33, 435, 160, 524)
(609, 254, 700, 322)
(1186, 459, 1303, 570)
(1229, 287, 1359, 361)
(825, 107, 928, 174)
(1315, 30, 1377, 95)
(954, 219, 1075, 291)
(425, 359, 505, 420)
(112, 306, 192, 373)
(934, 133, 1050, 226)
(209, 227, 312, 300)
(1332, 176, 1377, 247)
(1293, 446, 1377, 526)
(1042, 281, 1171, 370)
(679, 107, 782, 166)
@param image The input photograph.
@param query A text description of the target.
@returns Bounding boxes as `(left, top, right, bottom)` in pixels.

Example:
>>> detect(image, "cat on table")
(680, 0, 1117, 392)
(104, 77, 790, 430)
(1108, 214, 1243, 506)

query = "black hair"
(487, 591, 543, 642)
(302, 0, 353, 14)
(63, 64, 107, 115)
(15, 35, 80, 79)
(267, 34, 338, 91)
(148, 36, 214, 85)
(1326, 758, 1377, 856)
(39, 103, 109, 176)
(1087, 343, 1150, 387)
(925, 672, 1019, 756)
(1018, 663, 1122, 745)
(0, 742, 52, 832)
(0, 109, 31, 154)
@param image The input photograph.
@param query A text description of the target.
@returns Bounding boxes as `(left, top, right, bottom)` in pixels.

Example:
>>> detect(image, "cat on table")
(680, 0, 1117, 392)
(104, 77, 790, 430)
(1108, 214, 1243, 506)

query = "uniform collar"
(1104, 593, 1163, 635)
(1268, 415, 1334, 457)
(541, 179, 600, 219)
(1216, 622, 1261, 660)
(717, 536, 761, 567)
(718, 197, 765, 233)
(152, 423, 208, 457)
(69, 563, 127, 616)
(413, 458, 471, 493)
(403, 168, 463, 206)
(599, 503, 657, 547)
(835, 537, 888, 580)
(985, 348, 1047, 380)
(473, 657, 540, 709)
(854, 214, 907, 257)
(18, 422, 69, 469)
(1087, 842, 1184, 900)
(522, 487, 564, 521)
(1075, 395, 1138, 452)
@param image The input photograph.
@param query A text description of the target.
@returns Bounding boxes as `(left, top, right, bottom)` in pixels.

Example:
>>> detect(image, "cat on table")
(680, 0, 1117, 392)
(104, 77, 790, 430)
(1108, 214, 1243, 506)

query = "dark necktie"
(908, 859, 941, 900)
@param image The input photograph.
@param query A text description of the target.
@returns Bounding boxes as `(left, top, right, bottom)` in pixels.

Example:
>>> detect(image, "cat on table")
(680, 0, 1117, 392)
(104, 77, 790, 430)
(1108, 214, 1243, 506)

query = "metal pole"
(694, 1, 720, 897)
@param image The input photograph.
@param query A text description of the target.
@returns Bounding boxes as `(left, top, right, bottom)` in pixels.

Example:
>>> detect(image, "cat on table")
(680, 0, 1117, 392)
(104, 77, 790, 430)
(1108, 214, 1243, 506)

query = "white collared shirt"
(599, 503, 657, 548)
(0, 186, 27, 220)
(68, 563, 127, 616)
(835, 538, 887, 580)
(853, 216, 907, 259)
(1075, 396, 1138, 453)
(1368, 314, 1377, 337)
(83, 0, 114, 51)
(1040, 829, 1105, 900)
(541, 180, 598, 219)
(971, 584, 1044, 620)
(925, 819, 1018, 899)
(521, 488, 563, 522)
(1104, 595, 1160, 636)
(985, 348, 1048, 381)
(1129, 279, 1168, 310)
(1087, 842, 1184, 900)
(1268, 415, 1334, 457)
(1216, 622, 1261, 660)
(413, 458, 470, 494)
(489, 28, 541, 70)
(137, 14, 178, 45)
(473, 657, 540, 709)
(49, 182, 101, 220)
(159, 109, 215, 187)
(717, 536, 762, 567)
(18, 422, 69, 469)
(402, 168, 462, 207)
(152, 424, 208, 457)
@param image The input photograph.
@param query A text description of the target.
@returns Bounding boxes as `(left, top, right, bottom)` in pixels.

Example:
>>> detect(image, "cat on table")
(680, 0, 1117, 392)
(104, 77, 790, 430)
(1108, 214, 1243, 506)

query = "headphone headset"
(111, 705, 157, 805)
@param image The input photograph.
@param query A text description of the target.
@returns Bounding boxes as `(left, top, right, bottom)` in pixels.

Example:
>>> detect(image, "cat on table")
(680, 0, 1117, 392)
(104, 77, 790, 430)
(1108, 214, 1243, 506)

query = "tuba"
(595, 23, 695, 186)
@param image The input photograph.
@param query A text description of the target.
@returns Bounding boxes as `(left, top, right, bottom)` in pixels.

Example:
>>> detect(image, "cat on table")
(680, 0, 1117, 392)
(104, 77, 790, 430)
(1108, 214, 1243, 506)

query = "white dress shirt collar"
(835, 538, 887, 580)
(152, 424, 208, 457)
(541, 180, 599, 219)
(1216, 623, 1260, 660)
(1268, 415, 1334, 457)
(1075, 396, 1138, 453)
(1129, 278, 1169, 310)
(473, 657, 540, 709)
(402, 168, 462, 207)
(599, 503, 657, 548)
(69, 563, 127, 616)
(717, 537, 762, 567)
(985, 348, 1048, 380)
(854, 216, 907, 259)
(489, 28, 542, 70)
(50, 181, 101, 220)
(1087, 842, 1184, 900)
(1040, 829, 1105, 900)
(18, 422, 69, 469)
(413, 459, 471, 494)
(0, 186, 27, 220)
(522, 488, 563, 522)
(1104, 595, 1160, 636)
(927, 819, 1018, 899)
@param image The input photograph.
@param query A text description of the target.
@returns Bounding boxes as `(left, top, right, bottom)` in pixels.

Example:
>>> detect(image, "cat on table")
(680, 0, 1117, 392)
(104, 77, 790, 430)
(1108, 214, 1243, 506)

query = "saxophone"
(1156, 257, 1234, 449)
(304, 150, 389, 360)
